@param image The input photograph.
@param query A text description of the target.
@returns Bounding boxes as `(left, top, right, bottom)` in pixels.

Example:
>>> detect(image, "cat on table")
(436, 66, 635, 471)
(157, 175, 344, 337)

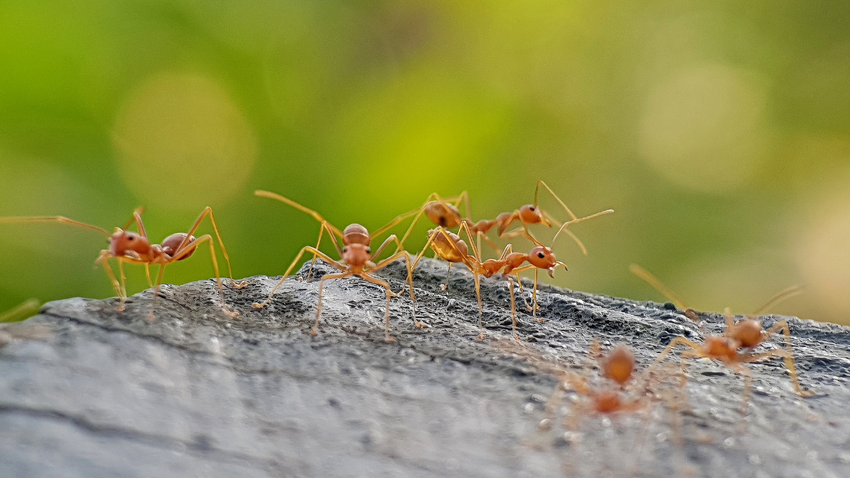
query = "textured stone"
(0, 258, 848, 477)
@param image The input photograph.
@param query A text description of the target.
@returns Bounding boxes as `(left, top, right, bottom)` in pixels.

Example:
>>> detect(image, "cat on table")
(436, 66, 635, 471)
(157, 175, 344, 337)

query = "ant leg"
(533, 269, 542, 322)
(305, 221, 344, 281)
(369, 250, 422, 328)
(358, 273, 399, 342)
(144, 264, 153, 288)
(743, 346, 815, 397)
(253, 247, 345, 309)
(394, 193, 460, 251)
(646, 337, 703, 373)
(629, 264, 690, 312)
(473, 273, 484, 340)
(442, 263, 452, 291)
(148, 264, 167, 322)
(131, 209, 148, 239)
(171, 235, 238, 318)
(762, 321, 815, 396)
(724, 308, 735, 329)
(540, 380, 566, 430)
(314, 271, 354, 337)
(255, 189, 344, 237)
(174, 207, 247, 289)
(0, 299, 40, 323)
(738, 366, 754, 420)
(118, 260, 128, 301)
(99, 256, 126, 312)
(509, 278, 520, 340)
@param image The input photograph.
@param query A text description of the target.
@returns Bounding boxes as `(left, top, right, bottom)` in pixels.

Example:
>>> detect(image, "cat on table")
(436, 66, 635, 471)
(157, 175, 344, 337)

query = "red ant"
(496, 340, 656, 429)
(631, 265, 816, 417)
(398, 182, 612, 257)
(408, 209, 611, 339)
(0, 208, 246, 320)
(252, 190, 418, 342)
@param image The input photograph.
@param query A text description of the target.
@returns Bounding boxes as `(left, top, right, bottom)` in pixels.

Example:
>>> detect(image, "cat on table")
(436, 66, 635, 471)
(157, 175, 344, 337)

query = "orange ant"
(0, 299, 40, 324)
(398, 182, 612, 257)
(0, 208, 246, 320)
(496, 339, 654, 429)
(252, 190, 418, 342)
(409, 209, 612, 339)
(631, 265, 816, 417)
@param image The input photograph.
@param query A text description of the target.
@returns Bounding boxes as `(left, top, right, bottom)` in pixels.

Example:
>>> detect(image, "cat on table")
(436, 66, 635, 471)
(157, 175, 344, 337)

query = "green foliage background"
(2, 1, 849, 324)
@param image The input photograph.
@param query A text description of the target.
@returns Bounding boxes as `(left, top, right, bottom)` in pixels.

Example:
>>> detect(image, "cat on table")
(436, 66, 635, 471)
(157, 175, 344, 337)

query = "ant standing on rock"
(631, 265, 816, 418)
(0, 208, 246, 321)
(253, 190, 419, 342)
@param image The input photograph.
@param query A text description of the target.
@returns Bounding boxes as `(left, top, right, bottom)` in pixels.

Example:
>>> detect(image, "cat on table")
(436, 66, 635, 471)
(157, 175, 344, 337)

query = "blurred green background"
(1, 1, 849, 324)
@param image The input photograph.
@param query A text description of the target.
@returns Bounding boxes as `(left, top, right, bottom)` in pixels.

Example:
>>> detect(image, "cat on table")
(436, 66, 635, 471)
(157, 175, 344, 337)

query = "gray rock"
(1, 258, 848, 478)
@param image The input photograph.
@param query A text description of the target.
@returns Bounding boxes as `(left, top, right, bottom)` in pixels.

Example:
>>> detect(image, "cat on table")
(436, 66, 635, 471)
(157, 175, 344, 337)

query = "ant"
(252, 190, 418, 342)
(408, 209, 610, 339)
(495, 339, 660, 431)
(0, 207, 246, 320)
(398, 182, 613, 258)
(631, 264, 816, 417)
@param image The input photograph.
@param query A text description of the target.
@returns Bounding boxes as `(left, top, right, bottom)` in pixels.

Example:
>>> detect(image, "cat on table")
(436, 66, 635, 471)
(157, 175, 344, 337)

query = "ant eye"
(343, 247, 348, 253)
(366, 247, 371, 253)
(529, 206, 536, 211)
(537, 252, 545, 258)
(128, 236, 134, 241)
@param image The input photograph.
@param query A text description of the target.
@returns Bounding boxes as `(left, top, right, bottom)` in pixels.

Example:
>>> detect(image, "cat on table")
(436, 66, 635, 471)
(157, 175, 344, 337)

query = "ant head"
(518, 204, 548, 226)
(425, 202, 462, 228)
(727, 319, 764, 348)
(342, 243, 371, 267)
(109, 228, 151, 258)
(161, 233, 196, 261)
(602, 345, 635, 386)
(343, 224, 370, 246)
(527, 246, 564, 277)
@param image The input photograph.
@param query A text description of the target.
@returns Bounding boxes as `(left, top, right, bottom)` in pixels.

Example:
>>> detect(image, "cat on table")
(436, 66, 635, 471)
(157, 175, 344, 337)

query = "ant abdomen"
(161, 233, 196, 260)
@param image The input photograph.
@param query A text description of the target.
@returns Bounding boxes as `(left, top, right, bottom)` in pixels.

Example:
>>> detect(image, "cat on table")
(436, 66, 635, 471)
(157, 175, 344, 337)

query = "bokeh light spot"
(112, 74, 258, 211)
(639, 64, 769, 192)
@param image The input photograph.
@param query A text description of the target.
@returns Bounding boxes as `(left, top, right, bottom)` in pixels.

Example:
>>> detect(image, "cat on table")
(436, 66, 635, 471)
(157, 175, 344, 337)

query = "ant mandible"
(0, 207, 246, 320)
(252, 190, 418, 342)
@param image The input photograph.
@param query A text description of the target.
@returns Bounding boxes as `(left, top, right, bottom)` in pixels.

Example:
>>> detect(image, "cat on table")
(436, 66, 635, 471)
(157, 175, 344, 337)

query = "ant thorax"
(704, 336, 740, 361)
(727, 319, 764, 348)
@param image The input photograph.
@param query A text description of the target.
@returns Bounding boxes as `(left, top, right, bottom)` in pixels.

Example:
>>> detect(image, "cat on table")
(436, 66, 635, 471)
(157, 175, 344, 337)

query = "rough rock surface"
(1, 258, 849, 477)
